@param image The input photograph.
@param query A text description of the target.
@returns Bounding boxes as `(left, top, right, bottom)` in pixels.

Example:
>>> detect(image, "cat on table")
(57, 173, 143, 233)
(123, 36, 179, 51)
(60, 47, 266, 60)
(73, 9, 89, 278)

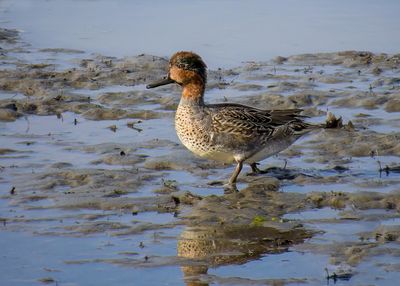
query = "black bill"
(146, 77, 175, 89)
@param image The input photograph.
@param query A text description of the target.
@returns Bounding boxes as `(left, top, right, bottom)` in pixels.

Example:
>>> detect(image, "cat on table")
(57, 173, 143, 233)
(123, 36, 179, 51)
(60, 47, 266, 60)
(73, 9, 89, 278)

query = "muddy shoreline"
(1, 28, 400, 285)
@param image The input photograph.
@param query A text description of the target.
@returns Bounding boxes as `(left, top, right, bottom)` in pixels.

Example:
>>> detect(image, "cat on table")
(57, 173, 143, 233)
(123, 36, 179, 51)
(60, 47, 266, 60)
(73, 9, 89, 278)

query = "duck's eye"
(176, 58, 194, 70)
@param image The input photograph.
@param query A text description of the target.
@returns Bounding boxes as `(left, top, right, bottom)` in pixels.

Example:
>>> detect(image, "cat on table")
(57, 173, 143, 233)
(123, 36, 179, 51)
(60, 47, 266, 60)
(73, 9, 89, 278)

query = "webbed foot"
(247, 162, 268, 176)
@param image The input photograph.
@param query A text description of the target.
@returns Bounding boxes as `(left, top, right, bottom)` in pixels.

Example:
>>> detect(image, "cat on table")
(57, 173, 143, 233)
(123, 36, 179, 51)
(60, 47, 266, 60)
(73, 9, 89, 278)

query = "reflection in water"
(178, 225, 310, 285)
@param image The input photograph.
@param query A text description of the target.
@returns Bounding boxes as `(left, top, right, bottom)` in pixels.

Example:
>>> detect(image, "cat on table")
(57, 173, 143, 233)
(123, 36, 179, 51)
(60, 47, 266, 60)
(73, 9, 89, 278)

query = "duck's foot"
(223, 182, 238, 194)
(247, 163, 268, 176)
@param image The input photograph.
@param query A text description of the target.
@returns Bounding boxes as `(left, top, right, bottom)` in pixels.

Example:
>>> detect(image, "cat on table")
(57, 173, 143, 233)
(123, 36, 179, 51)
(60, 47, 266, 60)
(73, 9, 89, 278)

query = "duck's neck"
(180, 82, 205, 106)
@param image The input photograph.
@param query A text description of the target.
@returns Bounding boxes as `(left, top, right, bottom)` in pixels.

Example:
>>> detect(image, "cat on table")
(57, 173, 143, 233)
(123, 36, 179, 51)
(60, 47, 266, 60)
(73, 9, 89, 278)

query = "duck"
(147, 51, 318, 191)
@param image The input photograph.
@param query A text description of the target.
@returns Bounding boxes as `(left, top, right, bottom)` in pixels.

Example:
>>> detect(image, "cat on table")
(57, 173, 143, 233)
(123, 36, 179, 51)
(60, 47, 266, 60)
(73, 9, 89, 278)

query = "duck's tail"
(293, 111, 344, 136)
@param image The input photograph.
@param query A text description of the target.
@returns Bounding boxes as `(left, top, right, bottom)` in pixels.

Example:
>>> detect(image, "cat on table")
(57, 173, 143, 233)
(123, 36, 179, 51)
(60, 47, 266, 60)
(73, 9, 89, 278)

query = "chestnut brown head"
(147, 51, 207, 89)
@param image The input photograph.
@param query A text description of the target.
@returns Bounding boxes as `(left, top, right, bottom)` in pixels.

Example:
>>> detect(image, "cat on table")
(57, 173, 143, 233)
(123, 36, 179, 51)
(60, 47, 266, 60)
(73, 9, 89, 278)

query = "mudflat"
(1, 28, 400, 286)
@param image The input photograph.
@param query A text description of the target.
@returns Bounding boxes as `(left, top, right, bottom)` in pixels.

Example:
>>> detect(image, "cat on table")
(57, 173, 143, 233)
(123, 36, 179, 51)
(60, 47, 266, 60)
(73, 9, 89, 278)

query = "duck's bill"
(146, 77, 175, 89)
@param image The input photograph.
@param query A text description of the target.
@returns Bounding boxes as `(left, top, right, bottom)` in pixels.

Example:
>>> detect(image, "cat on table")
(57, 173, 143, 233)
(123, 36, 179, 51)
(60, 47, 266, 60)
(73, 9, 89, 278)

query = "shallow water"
(1, 2, 400, 286)
(1, 0, 400, 68)
(1, 229, 184, 286)
(1, 56, 400, 284)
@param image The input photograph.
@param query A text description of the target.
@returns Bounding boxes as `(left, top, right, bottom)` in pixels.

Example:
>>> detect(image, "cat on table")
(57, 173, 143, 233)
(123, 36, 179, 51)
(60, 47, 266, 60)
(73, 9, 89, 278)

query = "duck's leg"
(229, 161, 243, 185)
(224, 161, 243, 192)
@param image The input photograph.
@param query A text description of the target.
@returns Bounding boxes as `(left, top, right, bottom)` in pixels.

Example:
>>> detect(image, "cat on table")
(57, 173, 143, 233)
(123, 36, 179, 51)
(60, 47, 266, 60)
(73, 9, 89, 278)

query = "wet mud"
(1, 28, 400, 285)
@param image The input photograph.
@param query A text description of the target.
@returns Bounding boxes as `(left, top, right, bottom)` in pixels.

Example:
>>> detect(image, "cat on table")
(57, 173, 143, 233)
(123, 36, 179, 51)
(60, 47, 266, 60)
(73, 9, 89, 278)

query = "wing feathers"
(209, 103, 310, 138)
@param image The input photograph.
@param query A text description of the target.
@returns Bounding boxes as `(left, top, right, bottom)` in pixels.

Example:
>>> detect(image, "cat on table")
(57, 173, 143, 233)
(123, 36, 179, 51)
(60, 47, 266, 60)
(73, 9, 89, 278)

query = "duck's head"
(147, 51, 207, 89)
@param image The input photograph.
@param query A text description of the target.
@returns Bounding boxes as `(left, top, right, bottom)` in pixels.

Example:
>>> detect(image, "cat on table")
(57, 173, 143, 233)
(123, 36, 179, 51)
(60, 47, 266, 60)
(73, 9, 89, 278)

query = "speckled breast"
(174, 104, 213, 156)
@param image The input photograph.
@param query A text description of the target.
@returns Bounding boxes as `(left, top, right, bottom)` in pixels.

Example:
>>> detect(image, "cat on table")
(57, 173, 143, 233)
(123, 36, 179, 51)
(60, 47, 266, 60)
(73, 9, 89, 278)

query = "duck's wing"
(208, 103, 311, 137)
(268, 108, 312, 134)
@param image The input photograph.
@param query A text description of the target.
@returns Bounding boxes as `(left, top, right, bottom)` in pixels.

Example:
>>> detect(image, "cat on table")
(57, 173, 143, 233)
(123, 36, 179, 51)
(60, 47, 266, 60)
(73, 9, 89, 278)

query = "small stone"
(108, 125, 117, 132)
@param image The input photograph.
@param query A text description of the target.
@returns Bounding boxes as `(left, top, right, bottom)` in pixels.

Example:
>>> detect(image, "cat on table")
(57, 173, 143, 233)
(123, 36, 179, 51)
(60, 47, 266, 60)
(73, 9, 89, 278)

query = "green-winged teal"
(147, 51, 317, 190)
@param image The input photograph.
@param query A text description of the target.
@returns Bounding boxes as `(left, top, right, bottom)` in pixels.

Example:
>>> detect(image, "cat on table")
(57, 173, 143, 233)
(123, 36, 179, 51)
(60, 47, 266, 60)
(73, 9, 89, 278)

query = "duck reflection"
(178, 225, 310, 286)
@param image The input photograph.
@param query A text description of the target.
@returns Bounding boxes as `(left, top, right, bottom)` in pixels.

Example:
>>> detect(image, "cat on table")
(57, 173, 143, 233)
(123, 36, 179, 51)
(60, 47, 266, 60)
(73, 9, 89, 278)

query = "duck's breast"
(175, 104, 215, 156)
